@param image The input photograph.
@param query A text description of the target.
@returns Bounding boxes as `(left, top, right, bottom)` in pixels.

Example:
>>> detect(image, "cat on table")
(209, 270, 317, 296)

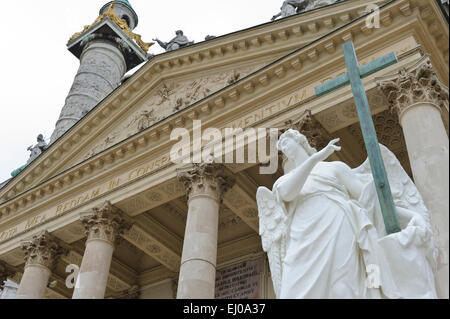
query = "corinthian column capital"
(81, 201, 131, 246)
(20, 231, 64, 271)
(177, 163, 235, 203)
(376, 55, 449, 117)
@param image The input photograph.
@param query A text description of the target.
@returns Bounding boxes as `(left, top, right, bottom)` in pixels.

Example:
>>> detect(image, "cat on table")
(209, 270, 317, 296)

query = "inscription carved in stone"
(82, 66, 259, 160)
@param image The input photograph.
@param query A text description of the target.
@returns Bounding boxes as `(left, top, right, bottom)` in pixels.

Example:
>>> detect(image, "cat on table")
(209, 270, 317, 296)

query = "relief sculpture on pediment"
(82, 65, 260, 161)
(126, 109, 159, 137)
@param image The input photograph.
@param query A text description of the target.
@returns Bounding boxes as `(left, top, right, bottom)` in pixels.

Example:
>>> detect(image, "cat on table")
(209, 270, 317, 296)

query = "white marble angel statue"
(257, 129, 438, 299)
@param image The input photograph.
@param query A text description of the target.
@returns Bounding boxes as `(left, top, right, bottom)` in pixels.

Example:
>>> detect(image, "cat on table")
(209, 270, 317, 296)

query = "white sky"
(0, 0, 282, 183)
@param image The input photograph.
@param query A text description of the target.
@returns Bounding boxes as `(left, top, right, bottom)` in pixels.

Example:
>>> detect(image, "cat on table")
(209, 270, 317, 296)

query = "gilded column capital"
(177, 163, 235, 203)
(376, 55, 449, 118)
(81, 201, 132, 246)
(20, 231, 65, 271)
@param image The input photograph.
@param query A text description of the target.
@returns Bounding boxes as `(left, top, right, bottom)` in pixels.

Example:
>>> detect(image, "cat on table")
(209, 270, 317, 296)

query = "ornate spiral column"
(50, 36, 127, 143)
(72, 201, 130, 299)
(176, 164, 235, 299)
(16, 232, 64, 299)
(377, 55, 449, 298)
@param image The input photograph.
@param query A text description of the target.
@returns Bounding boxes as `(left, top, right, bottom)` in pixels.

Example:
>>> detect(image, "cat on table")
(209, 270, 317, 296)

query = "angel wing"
(353, 144, 431, 230)
(256, 186, 288, 298)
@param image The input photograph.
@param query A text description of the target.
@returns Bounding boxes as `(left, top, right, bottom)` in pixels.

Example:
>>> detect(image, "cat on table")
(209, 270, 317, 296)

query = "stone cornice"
(0, 0, 447, 230)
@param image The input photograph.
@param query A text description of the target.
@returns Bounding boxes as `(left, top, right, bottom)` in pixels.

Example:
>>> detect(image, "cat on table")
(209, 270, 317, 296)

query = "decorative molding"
(219, 208, 243, 231)
(223, 178, 259, 232)
(122, 225, 181, 272)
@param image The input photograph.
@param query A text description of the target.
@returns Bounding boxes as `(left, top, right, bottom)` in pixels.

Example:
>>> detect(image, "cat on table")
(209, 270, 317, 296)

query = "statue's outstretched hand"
(317, 138, 341, 161)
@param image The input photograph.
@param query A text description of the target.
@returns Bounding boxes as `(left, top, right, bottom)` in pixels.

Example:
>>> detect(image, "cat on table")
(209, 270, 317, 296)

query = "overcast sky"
(0, 0, 282, 183)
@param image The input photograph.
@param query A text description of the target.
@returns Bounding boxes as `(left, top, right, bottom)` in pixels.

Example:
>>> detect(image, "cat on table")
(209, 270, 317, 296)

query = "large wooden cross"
(316, 41, 401, 234)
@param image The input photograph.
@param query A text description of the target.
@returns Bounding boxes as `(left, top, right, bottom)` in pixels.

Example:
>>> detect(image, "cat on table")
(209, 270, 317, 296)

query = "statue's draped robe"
(274, 170, 437, 299)
(167, 35, 191, 51)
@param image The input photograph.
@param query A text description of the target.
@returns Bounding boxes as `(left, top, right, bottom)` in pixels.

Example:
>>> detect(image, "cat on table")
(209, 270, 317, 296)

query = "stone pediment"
(0, 0, 447, 209)
(57, 64, 262, 170)
(0, 0, 381, 197)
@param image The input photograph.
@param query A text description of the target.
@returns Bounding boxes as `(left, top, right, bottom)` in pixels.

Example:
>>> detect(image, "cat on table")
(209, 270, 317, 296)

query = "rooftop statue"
(257, 129, 438, 299)
(11, 134, 48, 178)
(26, 134, 48, 165)
(271, 0, 342, 20)
(271, 0, 309, 20)
(153, 30, 194, 52)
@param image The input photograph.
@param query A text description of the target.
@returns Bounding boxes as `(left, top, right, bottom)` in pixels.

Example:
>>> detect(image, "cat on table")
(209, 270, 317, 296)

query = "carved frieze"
(122, 225, 181, 272)
(81, 201, 132, 245)
(82, 66, 259, 160)
(21, 231, 65, 271)
(377, 56, 449, 117)
(177, 163, 235, 203)
(126, 109, 158, 136)
(219, 208, 243, 230)
(223, 184, 259, 232)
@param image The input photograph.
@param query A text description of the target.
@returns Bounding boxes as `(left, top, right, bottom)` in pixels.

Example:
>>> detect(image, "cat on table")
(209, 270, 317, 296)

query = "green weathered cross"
(315, 41, 401, 234)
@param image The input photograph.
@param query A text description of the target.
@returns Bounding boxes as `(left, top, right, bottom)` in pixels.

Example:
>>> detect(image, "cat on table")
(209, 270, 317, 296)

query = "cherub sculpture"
(257, 129, 438, 299)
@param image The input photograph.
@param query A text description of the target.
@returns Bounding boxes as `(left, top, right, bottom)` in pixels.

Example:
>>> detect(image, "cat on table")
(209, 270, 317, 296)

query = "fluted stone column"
(176, 164, 235, 299)
(16, 232, 63, 299)
(72, 201, 130, 299)
(377, 56, 449, 298)
(50, 36, 127, 143)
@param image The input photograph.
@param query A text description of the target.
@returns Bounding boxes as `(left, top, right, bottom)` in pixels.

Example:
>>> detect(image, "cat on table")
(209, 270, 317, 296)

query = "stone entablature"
(0, 0, 447, 265)
(4, 0, 445, 206)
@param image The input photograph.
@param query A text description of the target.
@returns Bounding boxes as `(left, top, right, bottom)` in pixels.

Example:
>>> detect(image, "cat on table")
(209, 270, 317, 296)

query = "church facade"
(0, 0, 448, 299)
